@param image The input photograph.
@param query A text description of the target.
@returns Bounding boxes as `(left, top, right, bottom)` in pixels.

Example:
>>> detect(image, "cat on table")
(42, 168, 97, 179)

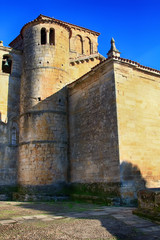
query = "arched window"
(75, 35, 83, 55)
(41, 28, 46, 45)
(49, 28, 55, 45)
(84, 37, 92, 55)
(2, 55, 12, 74)
(11, 127, 17, 145)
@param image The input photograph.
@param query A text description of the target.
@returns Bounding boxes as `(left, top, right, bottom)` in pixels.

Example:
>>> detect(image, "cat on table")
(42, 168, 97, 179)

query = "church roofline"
(9, 14, 100, 44)
(37, 14, 100, 36)
(20, 14, 72, 38)
(9, 34, 22, 48)
(112, 56, 160, 74)
(0, 44, 22, 54)
(9, 14, 101, 48)
(68, 56, 160, 89)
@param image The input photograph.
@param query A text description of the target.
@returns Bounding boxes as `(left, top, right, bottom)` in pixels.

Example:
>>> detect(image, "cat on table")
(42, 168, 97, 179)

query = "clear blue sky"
(0, 0, 160, 70)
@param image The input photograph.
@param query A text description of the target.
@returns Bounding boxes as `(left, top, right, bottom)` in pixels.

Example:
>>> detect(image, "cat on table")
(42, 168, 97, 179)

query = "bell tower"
(18, 15, 71, 187)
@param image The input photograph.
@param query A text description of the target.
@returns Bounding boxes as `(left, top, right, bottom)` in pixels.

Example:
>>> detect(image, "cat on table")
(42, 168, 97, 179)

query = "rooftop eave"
(68, 58, 107, 89)
(39, 14, 100, 36)
(20, 15, 72, 38)
(9, 34, 22, 48)
(111, 56, 160, 76)
(70, 53, 105, 65)
(0, 45, 22, 54)
(68, 56, 160, 89)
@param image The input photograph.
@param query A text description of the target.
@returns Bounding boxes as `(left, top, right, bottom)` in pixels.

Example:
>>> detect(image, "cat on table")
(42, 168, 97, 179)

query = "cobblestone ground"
(0, 201, 160, 240)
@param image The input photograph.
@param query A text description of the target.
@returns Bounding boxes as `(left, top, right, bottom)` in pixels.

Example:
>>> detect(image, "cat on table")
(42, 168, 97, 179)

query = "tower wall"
(18, 23, 69, 186)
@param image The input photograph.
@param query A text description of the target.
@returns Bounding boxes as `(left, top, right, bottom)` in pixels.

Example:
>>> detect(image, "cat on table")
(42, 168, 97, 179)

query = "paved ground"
(0, 202, 160, 240)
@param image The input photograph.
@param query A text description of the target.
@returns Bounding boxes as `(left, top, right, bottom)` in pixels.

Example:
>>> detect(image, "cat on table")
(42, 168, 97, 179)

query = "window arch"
(2, 55, 12, 74)
(10, 122, 19, 146)
(49, 28, 55, 45)
(41, 28, 47, 45)
(75, 35, 83, 55)
(11, 127, 17, 145)
(84, 37, 92, 55)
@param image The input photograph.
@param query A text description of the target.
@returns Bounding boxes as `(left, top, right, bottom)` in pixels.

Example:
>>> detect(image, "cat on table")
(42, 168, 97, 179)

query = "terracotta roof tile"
(112, 56, 160, 74)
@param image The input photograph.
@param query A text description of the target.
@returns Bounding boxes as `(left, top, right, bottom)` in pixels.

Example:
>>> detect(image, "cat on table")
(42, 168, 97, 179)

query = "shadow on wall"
(120, 161, 146, 204)
(0, 49, 21, 186)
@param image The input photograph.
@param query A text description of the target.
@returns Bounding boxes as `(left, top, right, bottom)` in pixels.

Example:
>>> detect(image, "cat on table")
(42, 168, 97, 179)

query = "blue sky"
(0, 0, 160, 70)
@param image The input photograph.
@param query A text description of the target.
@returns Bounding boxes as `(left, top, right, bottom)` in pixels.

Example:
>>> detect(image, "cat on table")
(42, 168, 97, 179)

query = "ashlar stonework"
(0, 14, 160, 203)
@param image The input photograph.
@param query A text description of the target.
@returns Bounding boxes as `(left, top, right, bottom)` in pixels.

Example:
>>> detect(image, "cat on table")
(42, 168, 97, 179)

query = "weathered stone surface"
(133, 189, 160, 222)
(0, 45, 21, 186)
(68, 61, 120, 184)
(0, 15, 160, 204)
(114, 60, 160, 201)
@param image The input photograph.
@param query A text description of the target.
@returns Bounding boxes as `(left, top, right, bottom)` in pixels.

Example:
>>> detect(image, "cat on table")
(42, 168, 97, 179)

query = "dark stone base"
(0, 185, 18, 200)
(68, 182, 121, 205)
(10, 182, 121, 204)
(12, 182, 69, 201)
(0, 182, 140, 206)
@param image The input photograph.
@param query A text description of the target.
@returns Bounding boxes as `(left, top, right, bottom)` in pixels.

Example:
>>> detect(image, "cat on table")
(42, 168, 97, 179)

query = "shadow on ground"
(5, 202, 158, 240)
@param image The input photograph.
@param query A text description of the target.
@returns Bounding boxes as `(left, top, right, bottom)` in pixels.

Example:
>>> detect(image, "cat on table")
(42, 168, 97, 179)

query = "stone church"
(0, 14, 160, 203)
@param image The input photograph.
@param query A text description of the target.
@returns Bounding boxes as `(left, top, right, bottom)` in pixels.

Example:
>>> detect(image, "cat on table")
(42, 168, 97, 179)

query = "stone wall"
(0, 45, 22, 186)
(69, 55, 102, 82)
(18, 22, 70, 186)
(68, 61, 120, 186)
(18, 89, 68, 185)
(0, 122, 18, 185)
(114, 60, 160, 200)
(133, 189, 160, 222)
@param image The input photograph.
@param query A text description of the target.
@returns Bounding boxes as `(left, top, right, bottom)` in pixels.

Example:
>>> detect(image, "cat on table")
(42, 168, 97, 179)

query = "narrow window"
(2, 55, 12, 74)
(41, 28, 46, 45)
(84, 37, 92, 55)
(49, 28, 55, 45)
(75, 35, 83, 55)
(11, 127, 17, 145)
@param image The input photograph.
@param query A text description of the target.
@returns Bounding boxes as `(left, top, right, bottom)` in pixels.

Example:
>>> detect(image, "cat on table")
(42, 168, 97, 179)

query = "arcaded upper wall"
(114, 61, 160, 189)
(69, 27, 98, 59)
(68, 26, 102, 83)
(68, 61, 120, 183)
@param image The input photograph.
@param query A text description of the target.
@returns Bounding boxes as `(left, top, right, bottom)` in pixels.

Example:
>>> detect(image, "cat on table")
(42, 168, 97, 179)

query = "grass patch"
(0, 210, 17, 218)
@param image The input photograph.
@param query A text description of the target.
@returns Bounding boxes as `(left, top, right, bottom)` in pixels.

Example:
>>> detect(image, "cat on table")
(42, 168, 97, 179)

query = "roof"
(9, 34, 22, 48)
(21, 14, 100, 38)
(10, 14, 100, 46)
(113, 56, 160, 74)
(68, 56, 160, 88)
